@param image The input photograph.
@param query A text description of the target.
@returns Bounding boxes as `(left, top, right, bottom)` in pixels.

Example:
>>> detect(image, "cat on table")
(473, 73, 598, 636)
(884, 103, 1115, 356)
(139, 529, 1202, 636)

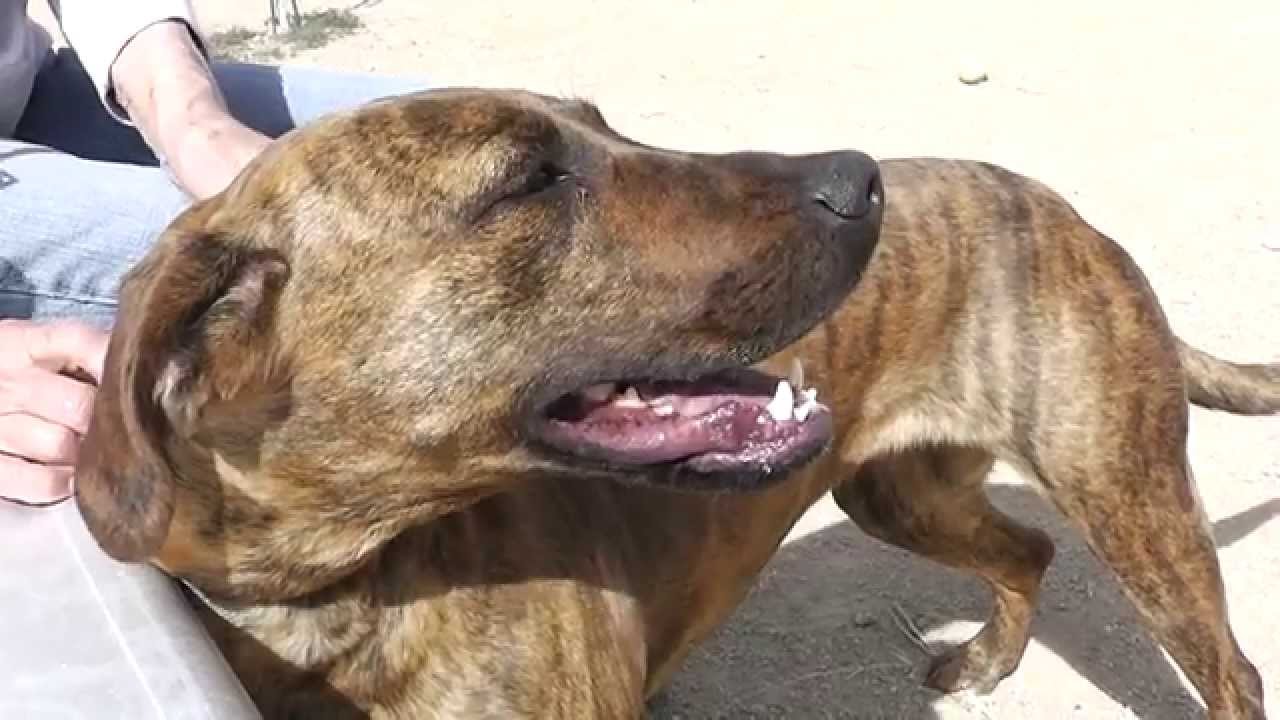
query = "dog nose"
(807, 151, 883, 220)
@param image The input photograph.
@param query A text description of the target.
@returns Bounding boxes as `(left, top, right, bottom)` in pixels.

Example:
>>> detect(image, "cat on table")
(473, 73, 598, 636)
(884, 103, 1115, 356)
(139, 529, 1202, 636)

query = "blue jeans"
(0, 49, 428, 328)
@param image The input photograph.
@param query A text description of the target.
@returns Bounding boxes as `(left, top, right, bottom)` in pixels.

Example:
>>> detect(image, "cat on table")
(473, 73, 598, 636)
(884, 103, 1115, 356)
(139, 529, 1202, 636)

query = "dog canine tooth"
(615, 386, 646, 408)
(765, 380, 794, 421)
(651, 402, 676, 416)
(788, 357, 805, 390)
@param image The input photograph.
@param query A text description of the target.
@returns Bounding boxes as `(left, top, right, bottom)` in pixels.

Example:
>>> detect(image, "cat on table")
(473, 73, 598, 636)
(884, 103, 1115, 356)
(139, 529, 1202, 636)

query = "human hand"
(0, 320, 108, 505)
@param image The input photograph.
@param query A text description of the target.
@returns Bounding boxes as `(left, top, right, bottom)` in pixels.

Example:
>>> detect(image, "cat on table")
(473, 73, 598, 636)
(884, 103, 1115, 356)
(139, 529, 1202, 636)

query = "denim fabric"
(0, 48, 428, 327)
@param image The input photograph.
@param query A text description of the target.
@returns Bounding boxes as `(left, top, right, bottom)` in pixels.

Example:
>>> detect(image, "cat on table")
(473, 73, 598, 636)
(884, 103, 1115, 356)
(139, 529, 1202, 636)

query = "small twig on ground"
(890, 603, 933, 655)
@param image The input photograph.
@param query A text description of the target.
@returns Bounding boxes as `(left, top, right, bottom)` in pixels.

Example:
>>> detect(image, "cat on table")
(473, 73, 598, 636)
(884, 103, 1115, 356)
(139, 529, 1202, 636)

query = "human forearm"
(109, 20, 269, 198)
(110, 19, 228, 147)
(56, 0, 270, 198)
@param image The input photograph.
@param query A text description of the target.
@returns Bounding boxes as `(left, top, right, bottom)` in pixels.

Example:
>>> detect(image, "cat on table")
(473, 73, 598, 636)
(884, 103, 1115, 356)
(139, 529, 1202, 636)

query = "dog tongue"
(573, 399, 790, 464)
(550, 381, 820, 464)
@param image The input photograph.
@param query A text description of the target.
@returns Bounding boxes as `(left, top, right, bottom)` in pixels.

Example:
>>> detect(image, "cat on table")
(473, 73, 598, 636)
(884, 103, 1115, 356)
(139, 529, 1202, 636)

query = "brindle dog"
(74, 89, 1275, 719)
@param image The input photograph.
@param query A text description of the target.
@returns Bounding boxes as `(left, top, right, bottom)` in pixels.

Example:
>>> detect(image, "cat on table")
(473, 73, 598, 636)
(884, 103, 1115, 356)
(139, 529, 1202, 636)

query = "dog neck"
(152, 445, 516, 603)
(151, 449, 410, 602)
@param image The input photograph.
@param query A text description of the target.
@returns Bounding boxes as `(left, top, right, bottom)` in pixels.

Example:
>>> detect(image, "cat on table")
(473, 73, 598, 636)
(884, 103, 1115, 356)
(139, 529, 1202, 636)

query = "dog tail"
(1179, 340, 1280, 415)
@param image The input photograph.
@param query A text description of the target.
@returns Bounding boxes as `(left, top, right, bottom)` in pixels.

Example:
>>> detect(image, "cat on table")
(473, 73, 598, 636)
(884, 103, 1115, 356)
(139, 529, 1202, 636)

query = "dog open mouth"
(538, 360, 832, 477)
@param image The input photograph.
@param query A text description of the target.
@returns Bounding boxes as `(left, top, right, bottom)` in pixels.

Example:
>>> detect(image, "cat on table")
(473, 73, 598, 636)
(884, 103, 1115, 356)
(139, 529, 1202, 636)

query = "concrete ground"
(105, 1, 1280, 717)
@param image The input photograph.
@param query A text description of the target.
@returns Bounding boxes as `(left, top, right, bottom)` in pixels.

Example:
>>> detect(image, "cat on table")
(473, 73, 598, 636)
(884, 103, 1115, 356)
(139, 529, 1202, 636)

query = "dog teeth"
(615, 386, 647, 408)
(788, 357, 805, 390)
(765, 380, 795, 421)
(651, 401, 676, 416)
(581, 383, 617, 404)
(794, 388, 819, 422)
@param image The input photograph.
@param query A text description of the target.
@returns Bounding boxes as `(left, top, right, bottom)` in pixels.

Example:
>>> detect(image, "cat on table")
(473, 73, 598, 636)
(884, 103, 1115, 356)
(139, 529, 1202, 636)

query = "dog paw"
(923, 644, 1009, 695)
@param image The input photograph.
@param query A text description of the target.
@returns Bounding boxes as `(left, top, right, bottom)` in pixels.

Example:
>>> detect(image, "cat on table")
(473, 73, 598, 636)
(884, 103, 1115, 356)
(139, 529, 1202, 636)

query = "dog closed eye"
(515, 161, 573, 198)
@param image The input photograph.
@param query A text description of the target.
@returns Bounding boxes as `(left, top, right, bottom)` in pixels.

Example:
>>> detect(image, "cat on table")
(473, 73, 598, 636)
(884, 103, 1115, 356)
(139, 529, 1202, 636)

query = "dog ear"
(76, 231, 289, 562)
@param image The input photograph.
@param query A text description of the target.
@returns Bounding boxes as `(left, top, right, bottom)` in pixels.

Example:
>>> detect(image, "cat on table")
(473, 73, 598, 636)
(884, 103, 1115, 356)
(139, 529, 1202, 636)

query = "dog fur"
(75, 89, 1276, 719)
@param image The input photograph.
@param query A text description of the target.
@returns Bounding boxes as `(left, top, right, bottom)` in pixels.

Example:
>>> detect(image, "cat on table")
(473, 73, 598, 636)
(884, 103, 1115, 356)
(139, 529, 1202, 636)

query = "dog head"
(75, 89, 882, 597)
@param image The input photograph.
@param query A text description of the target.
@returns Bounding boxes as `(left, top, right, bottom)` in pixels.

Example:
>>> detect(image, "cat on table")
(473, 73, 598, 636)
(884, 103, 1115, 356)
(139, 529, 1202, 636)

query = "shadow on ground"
(648, 483, 1278, 719)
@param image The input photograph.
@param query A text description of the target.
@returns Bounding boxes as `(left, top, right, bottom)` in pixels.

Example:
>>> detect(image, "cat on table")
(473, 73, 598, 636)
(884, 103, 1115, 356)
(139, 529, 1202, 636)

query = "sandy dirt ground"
(90, 1, 1280, 717)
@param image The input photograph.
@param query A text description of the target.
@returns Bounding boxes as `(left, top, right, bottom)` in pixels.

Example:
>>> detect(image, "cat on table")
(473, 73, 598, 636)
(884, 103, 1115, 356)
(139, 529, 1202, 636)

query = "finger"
(0, 454, 73, 505)
(0, 413, 81, 465)
(0, 366, 96, 434)
(5, 319, 109, 384)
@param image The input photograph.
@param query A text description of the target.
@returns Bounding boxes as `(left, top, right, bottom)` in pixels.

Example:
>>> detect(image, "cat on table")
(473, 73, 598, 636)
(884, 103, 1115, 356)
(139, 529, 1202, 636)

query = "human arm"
(55, 1, 270, 198)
